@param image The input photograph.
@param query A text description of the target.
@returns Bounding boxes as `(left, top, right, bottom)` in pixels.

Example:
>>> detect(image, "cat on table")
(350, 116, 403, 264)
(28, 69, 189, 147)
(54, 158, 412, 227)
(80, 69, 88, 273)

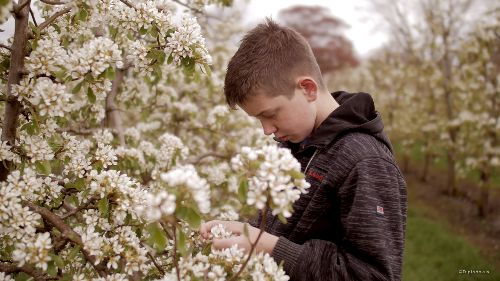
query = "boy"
(200, 19, 407, 281)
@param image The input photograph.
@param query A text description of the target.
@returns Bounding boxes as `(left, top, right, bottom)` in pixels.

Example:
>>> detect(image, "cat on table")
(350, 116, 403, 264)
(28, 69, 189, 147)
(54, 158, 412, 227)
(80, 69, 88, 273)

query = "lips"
(277, 135, 288, 141)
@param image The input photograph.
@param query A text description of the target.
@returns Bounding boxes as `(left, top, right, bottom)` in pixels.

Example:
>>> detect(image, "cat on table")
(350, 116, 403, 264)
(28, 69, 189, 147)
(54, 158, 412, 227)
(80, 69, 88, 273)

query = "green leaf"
(278, 213, 287, 224)
(176, 228, 187, 256)
(78, 8, 88, 21)
(60, 274, 73, 281)
(47, 260, 58, 276)
(69, 178, 86, 191)
(105, 67, 115, 80)
(203, 64, 212, 76)
(51, 253, 65, 268)
(15, 272, 33, 281)
(72, 81, 84, 94)
(35, 160, 51, 175)
(176, 206, 201, 229)
(167, 53, 174, 64)
(289, 170, 305, 179)
(243, 223, 249, 238)
(98, 197, 109, 218)
(146, 222, 167, 251)
(87, 87, 96, 103)
(68, 246, 81, 260)
(149, 26, 159, 38)
(139, 26, 148, 35)
(238, 179, 248, 202)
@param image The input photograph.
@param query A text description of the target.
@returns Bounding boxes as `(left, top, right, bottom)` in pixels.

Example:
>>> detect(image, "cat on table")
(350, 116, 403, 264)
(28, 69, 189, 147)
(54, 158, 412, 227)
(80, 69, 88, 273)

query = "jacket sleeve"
(271, 157, 407, 281)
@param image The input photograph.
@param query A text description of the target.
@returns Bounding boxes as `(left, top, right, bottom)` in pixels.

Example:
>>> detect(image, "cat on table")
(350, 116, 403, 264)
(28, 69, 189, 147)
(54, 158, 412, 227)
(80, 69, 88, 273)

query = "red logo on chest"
(307, 170, 325, 181)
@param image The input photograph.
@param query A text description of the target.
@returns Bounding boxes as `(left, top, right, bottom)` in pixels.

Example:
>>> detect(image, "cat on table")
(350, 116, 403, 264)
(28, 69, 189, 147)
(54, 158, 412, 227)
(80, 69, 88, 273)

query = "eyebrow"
(254, 108, 276, 118)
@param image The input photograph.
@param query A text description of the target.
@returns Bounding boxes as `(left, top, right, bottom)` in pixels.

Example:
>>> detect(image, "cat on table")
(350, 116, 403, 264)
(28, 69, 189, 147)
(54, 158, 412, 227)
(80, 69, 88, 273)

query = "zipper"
(304, 148, 319, 174)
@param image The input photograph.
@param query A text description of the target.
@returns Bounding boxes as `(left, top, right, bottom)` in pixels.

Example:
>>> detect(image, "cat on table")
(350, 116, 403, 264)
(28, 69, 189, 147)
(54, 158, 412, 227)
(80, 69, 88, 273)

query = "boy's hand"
(199, 220, 279, 254)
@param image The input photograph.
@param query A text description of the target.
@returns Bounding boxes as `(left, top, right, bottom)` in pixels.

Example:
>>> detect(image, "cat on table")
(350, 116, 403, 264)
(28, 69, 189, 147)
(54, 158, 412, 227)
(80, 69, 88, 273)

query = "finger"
(217, 221, 244, 235)
(199, 220, 217, 238)
(199, 220, 226, 238)
(212, 236, 245, 251)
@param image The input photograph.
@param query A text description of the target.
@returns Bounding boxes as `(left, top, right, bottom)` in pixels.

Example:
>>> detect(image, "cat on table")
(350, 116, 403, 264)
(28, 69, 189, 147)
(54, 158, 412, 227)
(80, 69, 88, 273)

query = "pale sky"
(1, 0, 388, 57)
(243, 0, 389, 57)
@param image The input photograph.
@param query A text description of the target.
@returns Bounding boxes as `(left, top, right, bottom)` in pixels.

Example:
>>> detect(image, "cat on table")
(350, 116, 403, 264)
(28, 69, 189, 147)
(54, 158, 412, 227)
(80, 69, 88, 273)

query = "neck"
(314, 91, 339, 129)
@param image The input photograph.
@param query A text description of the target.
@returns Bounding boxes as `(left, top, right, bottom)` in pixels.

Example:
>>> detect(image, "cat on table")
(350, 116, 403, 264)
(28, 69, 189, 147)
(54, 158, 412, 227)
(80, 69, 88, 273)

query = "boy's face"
(239, 88, 317, 143)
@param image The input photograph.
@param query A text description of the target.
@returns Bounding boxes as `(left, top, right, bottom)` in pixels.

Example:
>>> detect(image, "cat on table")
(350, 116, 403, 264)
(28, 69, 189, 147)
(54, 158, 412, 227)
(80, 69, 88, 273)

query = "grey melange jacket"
(249, 91, 407, 281)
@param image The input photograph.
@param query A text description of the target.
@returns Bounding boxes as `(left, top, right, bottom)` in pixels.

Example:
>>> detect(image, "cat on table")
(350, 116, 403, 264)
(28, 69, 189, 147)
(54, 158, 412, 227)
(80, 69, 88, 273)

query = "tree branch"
(60, 195, 99, 219)
(29, 8, 38, 27)
(38, 6, 71, 31)
(26, 202, 109, 277)
(171, 0, 203, 14)
(229, 204, 269, 281)
(40, 0, 68, 4)
(1, 0, 31, 181)
(14, 0, 31, 15)
(118, 0, 136, 9)
(172, 223, 181, 281)
(0, 262, 50, 281)
(104, 67, 126, 146)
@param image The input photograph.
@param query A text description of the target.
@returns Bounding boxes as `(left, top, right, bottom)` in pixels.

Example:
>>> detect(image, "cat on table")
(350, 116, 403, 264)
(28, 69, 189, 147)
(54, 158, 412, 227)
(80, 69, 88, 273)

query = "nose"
(260, 120, 277, 136)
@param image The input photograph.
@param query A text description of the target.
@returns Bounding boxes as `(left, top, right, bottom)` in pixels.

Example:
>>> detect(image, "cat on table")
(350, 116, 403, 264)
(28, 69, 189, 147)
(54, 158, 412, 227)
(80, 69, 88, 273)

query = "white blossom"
(165, 14, 212, 65)
(95, 143, 118, 168)
(231, 145, 310, 218)
(20, 134, 54, 163)
(12, 232, 52, 270)
(160, 165, 210, 213)
(137, 190, 176, 221)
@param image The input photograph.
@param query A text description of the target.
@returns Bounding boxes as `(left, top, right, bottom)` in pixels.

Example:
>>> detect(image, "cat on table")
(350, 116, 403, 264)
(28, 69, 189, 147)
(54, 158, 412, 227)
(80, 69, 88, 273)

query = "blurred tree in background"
(278, 5, 359, 74)
(331, 0, 499, 218)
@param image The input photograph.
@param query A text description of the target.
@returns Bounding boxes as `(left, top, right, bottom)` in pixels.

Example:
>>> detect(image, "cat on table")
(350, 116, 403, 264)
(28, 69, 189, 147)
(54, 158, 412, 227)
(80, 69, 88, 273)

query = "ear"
(297, 77, 319, 102)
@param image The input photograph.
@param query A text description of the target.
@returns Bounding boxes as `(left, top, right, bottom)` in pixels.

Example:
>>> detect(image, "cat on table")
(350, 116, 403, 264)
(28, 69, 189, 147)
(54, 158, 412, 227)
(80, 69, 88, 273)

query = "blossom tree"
(330, 0, 499, 216)
(0, 0, 308, 280)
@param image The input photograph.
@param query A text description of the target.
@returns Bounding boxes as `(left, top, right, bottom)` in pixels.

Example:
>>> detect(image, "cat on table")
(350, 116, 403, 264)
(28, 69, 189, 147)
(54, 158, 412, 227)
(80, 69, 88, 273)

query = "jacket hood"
(278, 91, 392, 153)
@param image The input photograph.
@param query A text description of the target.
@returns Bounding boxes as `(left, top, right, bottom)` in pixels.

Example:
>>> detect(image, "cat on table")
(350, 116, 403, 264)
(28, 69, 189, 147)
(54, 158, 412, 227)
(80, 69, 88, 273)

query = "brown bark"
(0, 0, 32, 181)
(477, 171, 490, 218)
(104, 68, 125, 146)
(26, 203, 109, 277)
(0, 262, 50, 281)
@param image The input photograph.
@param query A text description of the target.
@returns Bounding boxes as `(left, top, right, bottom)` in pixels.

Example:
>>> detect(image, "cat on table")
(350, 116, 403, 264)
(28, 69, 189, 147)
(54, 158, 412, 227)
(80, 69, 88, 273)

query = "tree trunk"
(0, 0, 32, 181)
(477, 171, 490, 218)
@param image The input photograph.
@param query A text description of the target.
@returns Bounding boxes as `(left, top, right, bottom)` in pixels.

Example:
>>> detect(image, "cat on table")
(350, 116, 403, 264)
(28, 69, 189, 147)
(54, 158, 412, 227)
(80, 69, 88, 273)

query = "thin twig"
(29, 8, 38, 27)
(159, 221, 173, 241)
(118, 0, 135, 9)
(140, 241, 165, 275)
(40, 0, 67, 4)
(172, 223, 181, 281)
(39, 6, 71, 30)
(60, 195, 100, 219)
(229, 205, 269, 281)
(171, 0, 203, 14)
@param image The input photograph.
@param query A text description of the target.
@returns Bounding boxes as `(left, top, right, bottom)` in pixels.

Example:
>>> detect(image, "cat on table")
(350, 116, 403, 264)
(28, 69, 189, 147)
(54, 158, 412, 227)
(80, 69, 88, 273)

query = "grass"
(403, 206, 500, 281)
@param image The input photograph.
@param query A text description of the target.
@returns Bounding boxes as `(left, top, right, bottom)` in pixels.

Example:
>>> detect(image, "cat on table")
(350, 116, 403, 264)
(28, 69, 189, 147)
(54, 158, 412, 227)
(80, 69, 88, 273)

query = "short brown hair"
(224, 18, 325, 109)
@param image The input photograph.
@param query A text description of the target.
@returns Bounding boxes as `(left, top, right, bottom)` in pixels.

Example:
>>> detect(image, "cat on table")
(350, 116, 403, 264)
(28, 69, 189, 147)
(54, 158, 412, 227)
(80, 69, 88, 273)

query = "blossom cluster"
(165, 14, 212, 65)
(158, 244, 289, 281)
(160, 165, 211, 214)
(137, 190, 177, 222)
(231, 145, 310, 218)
